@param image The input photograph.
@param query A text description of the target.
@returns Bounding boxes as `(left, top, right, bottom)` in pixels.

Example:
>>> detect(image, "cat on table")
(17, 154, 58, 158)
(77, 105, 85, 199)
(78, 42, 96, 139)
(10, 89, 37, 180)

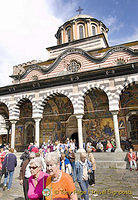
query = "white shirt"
(25, 163, 31, 178)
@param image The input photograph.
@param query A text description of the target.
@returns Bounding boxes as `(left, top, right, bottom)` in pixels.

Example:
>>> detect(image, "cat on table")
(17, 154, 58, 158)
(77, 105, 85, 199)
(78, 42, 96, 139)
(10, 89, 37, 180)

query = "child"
(127, 148, 137, 171)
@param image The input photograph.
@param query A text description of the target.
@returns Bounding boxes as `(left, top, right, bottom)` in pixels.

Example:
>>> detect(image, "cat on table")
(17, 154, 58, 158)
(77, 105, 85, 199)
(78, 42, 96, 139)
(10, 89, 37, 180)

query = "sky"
(0, 0, 138, 86)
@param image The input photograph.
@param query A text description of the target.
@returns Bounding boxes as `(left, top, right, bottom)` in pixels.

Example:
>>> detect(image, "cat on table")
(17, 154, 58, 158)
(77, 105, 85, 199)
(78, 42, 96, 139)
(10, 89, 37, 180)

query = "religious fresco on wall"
(15, 118, 35, 147)
(83, 89, 114, 141)
(84, 89, 112, 119)
(84, 117, 114, 141)
(15, 124, 24, 145)
(118, 117, 127, 138)
(119, 84, 138, 116)
(40, 95, 73, 144)
(19, 100, 32, 119)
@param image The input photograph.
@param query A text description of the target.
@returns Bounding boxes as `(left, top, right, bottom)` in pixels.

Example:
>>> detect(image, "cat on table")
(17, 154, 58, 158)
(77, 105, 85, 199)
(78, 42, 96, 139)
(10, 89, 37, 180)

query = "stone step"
(92, 152, 128, 161)
(96, 161, 127, 169)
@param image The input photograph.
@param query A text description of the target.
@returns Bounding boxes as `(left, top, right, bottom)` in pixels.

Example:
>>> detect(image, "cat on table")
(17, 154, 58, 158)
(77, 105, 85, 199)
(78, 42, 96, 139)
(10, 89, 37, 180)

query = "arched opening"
(15, 98, 34, 151)
(119, 83, 138, 146)
(25, 124, 35, 146)
(83, 88, 113, 144)
(40, 94, 74, 145)
(0, 103, 10, 145)
(79, 25, 84, 39)
(70, 132, 79, 148)
(91, 24, 97, 36)
(66, 27, 71, 42)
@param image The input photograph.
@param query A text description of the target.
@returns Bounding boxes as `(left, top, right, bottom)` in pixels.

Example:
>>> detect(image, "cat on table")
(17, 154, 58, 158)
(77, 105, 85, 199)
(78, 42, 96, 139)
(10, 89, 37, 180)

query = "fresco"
(40, 95, 73, 143)
(84, 89, 114, 141)
(118, 117, 127, 138)
(84, 89, 111, 119)
(15, 124, 24, 145)
(119, 84, 138, 116)
(19, 101, 32, 118)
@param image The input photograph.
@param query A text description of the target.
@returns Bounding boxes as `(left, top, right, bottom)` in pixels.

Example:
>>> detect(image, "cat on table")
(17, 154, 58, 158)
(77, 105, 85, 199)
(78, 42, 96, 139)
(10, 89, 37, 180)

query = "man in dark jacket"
(19, 152, 36, 200)
(2, 148, 17, 191)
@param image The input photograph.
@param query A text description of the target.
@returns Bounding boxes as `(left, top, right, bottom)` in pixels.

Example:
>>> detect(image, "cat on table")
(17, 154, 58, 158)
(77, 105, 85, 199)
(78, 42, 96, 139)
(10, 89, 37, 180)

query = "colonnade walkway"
(0, 153, 137, 200)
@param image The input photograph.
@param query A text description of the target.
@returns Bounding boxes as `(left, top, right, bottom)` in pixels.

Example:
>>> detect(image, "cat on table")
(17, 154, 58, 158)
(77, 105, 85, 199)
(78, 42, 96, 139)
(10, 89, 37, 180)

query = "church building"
(0, 13, 138, 151)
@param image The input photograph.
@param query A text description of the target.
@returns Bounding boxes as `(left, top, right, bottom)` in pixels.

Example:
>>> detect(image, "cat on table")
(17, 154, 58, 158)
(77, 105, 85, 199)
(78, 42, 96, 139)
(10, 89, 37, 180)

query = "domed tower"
(55, 14, 109, 44)
(47, 14, 109, 59)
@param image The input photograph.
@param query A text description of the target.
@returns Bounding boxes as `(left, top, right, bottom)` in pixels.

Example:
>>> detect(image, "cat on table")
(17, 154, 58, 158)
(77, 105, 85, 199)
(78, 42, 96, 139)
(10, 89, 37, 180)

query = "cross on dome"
(76, 6, 83, 15)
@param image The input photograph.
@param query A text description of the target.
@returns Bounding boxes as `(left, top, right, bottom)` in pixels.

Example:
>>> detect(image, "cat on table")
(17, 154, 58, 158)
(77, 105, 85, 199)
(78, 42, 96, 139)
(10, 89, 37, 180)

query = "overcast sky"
(0, 0, 138, 86)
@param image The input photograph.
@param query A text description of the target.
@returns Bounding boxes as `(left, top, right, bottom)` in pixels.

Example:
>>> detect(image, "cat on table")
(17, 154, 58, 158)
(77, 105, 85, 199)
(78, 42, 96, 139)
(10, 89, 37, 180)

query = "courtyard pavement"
(0, 154, 137, 200)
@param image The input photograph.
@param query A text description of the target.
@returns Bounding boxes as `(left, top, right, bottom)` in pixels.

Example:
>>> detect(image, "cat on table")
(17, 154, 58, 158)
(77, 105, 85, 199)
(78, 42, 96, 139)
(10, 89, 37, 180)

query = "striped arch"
(10, 94, 34, 120)
(0, 99, 10, 120)
(35, 89, 75, 117)
(117, 76, 138, 97)
(0, 98, 10, 111)
(81, 82, 109, 97)
(78, 82, 110, 114)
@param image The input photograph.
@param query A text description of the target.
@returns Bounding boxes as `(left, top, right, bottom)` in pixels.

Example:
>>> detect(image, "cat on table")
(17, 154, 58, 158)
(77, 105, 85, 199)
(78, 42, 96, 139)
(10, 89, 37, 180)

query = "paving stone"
(0, 154, 137, 200)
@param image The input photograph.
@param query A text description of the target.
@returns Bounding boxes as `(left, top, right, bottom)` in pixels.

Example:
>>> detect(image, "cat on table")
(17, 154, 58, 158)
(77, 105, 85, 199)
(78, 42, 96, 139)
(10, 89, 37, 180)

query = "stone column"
(34, 118, 41, 148)
(76, 115, 85, 152)
(111, 111, 123, 152)
(11, 120, 17, 149)
(61, 27, 64, 44)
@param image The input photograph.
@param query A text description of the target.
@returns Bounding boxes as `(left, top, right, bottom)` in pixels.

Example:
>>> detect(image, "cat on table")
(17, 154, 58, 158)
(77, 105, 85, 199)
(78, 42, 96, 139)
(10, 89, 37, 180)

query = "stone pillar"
(11, 120, 17, 149)
(76, 115, 85, 152)
(34, 118, 41, 148)
(111, 111, 123, 152)
(61, 27, 64, 44)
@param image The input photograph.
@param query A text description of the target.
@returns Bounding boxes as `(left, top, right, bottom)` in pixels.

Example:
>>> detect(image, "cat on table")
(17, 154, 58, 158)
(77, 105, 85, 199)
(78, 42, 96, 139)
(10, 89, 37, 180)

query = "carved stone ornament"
(67, 60, 81, 73)
(32, 75, 38, 81)
(115, 57, 128, 65)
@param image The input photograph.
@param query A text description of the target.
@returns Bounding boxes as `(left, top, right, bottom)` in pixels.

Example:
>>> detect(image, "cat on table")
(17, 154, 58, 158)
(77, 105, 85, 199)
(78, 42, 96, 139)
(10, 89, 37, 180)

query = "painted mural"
(83, 89, 114, 141)
(40, 95, 73, 144)
(19, 100, 32, 118)
(15, 100, 33, 148)
(119, 84, 138, 116)
(118, 84, 138, 139)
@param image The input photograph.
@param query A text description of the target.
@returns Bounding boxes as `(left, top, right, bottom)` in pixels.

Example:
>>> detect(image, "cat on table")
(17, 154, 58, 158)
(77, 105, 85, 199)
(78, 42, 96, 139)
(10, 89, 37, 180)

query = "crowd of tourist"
(0, 137, 137, 200)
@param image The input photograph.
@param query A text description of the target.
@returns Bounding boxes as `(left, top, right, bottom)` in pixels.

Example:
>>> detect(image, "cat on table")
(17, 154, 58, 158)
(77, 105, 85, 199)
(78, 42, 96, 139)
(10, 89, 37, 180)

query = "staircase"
(92, 152, 128, 169)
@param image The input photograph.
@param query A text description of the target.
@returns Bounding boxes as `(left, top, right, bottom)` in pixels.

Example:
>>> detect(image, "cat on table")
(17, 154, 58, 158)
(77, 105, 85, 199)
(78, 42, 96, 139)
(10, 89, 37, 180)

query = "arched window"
(79, 25, 84, 39)
(59, 33, 62, 44)
(67, 28, 71, 42)
(92, 25, 97, 36)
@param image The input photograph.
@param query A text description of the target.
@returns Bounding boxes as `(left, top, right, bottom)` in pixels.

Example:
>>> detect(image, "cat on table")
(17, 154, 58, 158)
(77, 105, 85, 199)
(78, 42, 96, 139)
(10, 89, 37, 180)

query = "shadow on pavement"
(14, 198, 24, 200)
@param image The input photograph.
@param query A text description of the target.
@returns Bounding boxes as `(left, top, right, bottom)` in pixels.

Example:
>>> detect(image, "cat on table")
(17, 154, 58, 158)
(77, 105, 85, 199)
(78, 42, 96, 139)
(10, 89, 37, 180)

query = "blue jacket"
(60, 157, 70, 170)
(76, 159, 93, 182)
(2, 153, 17, 172)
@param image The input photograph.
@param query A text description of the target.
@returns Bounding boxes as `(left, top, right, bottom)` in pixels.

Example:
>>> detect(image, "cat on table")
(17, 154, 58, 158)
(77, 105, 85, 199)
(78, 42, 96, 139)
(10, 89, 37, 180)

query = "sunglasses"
(29, 166, 38, 170)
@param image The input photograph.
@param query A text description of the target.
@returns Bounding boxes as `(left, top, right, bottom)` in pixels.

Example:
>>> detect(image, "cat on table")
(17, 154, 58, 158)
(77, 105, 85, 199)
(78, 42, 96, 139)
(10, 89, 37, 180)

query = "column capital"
(33, 118, 42, 122)
(75, 114, 83, 119)
(111, 110, 119, 115)
(10, 119, 17, 124)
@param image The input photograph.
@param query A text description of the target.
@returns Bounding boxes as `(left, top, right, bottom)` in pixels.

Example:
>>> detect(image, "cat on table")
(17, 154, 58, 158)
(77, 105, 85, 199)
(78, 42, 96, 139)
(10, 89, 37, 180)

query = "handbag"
(88, 172, 93, 185)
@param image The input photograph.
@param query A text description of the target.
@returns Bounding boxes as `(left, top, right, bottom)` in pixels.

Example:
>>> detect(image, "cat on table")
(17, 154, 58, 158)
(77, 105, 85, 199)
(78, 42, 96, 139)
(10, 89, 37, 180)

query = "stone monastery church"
(0, 13, 138, 152)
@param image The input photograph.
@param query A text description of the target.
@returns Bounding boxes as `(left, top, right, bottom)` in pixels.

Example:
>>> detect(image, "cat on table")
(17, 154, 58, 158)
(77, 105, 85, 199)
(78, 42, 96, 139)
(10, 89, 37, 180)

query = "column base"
(77, 148, 86, 153)
(115, 148, 123, 153)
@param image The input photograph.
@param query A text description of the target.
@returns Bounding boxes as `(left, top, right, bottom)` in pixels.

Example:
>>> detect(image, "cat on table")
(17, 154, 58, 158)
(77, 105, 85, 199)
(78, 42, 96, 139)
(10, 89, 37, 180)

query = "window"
(92, 25, 97, 36)
(59, 33, 62, 44)
(79, 25, 84, 39)
(101, 27, 104, 33)
(67, 28, 71, 42)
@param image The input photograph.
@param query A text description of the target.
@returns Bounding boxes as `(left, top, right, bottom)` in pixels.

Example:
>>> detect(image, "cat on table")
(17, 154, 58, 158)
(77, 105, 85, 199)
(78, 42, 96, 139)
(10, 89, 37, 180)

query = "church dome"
(69, 14, 93, 21)
(55, 14, 109, 45)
